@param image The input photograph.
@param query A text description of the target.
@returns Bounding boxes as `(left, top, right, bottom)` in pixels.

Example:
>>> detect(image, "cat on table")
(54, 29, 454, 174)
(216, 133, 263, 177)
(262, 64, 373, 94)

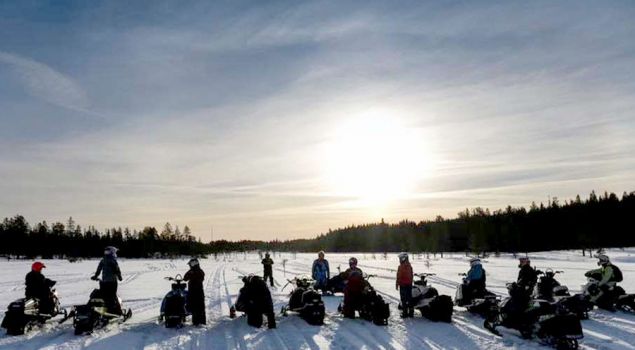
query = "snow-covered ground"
(1, 249, 635, 350)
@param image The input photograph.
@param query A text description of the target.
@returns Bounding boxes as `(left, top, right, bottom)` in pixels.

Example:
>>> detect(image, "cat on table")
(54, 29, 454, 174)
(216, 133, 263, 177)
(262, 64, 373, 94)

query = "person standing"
(312, 251, 330, 292)
(396, 253, 414, 318)
(262, 253, 274, 287)
(342, 257, 364, 318)
(92, 246, 123, 314)
(184, 258, 206, 325)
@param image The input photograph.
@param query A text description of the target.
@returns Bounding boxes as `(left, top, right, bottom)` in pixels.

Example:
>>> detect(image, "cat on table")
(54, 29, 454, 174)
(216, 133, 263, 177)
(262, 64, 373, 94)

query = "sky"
(1, 1, 634, 241)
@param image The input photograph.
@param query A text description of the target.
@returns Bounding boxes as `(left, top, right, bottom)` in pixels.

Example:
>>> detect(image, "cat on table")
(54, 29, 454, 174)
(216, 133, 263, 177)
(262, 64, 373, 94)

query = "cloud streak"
(0, 51, 90, 113)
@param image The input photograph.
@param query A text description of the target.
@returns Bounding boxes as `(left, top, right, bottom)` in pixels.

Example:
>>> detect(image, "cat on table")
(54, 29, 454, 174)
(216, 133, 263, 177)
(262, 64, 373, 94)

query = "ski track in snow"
(2, 250, 635, 349)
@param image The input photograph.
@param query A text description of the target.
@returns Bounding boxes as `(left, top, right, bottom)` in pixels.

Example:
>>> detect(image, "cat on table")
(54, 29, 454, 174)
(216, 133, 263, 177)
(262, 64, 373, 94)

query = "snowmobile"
(71, 278, 132, 335)
(1, 279, 68, 335)
(159, 274, 190, 328)
(338, 274, 390, 325)
(230, 275, 276, 329)
(454, 273, 499, 318)
(281, 275, 325, 325)
(532, 269, 592, 320)
(533, 269, 569, 301)
(485, 282, 584, 350)
(399, 273, 453, 322)
(326, 265, 346, 294)
(580, 272, 635, 313)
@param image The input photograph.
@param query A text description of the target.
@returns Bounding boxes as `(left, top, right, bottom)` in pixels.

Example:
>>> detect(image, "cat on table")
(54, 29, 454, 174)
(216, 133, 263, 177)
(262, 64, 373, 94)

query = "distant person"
(517, 257, 538, 293)
(585, 254, 622, 305)
(396, 253, 414, 318)
(92, 246, 123, 314)
(261, 253, 274, 287)
(312, 251, 330, 292)
(342, 257, 364, 318)
(184, 258, 206, 325)
(25, 261, 54, 314)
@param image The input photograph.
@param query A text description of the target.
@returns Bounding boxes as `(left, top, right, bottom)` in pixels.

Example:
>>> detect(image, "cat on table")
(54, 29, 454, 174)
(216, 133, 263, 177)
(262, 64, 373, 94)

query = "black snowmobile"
(281, 275, 325, 325)
(1, 279, 68, 335)
(533, 269, 592, 320)
(326, 266, 346, 294)
(454, 273, 499, 318)
(71, 278, 132, 335)
(338, 274, 390, 326)
(399, 273, 453, 322)
(159, 274, 190, 328)
(580, 271, 635, 314)
(485, 282, 584, 350)
(230, 275, 276, 329)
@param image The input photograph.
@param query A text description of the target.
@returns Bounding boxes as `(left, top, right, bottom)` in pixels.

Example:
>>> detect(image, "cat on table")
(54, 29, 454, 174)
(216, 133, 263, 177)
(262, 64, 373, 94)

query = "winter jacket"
(261, 258, 274, 274)
(95, 256, 122, 283)
(184, 266, 205, 295)
(312, 259, 330, 282)
(344, 269, 365, 294)
(585, 264, 617, 286)
(25, 271, 47, 299)
(466, 264, 484, 283)
(396, 262, 413, 286)
(517, 265, 538, 290)
(343, 267, 363, 281)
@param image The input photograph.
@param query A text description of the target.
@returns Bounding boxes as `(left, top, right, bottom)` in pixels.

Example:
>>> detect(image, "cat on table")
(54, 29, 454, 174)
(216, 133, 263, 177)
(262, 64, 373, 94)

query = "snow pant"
(343, 291, 362, 318)
(263, 271, 274, 287)
(399, 285, 413, 316)
(187, 289, 206, 325)
(99, 281, 122, 315)
(314, 277, 328, 292)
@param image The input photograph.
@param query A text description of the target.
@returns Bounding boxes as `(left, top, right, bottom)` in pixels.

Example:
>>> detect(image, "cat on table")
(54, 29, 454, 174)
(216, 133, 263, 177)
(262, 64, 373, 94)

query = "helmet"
(188, 258, 200, 267)
(318, 251, 325, 258)
(398, 252, 408, 263)
(518, 257, 530, 267)
(545, 268, 555, 278)
(104, 246, 118, 257)
(469, 257, 481, 267)
(265, 252, 270, 258)
(349, 257, 358, 266)
(32, 261, 46, 272)
(597, 254, 609, 266)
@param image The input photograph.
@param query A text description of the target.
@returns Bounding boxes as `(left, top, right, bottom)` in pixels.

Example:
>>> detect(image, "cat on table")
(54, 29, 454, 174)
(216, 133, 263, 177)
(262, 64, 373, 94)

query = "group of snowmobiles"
(3, 253, 635, 350)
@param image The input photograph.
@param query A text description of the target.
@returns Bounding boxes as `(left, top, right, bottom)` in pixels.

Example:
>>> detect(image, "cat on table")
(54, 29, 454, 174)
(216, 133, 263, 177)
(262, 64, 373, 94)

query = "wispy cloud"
(0, 51, 90, 113)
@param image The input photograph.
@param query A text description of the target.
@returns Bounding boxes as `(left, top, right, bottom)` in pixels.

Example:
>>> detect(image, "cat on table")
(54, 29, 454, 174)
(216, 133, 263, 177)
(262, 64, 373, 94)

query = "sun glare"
(323, 111, 431, 207)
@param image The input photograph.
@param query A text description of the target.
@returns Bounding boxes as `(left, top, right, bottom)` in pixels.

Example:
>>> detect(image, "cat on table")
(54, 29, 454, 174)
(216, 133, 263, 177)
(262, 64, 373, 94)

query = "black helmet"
(349, 257, 358, 266)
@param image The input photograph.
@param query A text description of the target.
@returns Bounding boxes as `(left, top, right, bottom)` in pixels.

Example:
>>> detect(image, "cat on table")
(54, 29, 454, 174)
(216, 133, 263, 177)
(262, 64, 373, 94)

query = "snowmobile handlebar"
(415, 273, 436, 277)
(165, 274, 184, 282)
(458, 273, 467, 276)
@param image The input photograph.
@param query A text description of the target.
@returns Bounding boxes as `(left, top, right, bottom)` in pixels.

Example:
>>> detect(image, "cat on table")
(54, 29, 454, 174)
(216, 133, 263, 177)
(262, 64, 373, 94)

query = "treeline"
(270, 190, 635, 254)
(0, 217, 209, 258)
(2, 190, 634, 257)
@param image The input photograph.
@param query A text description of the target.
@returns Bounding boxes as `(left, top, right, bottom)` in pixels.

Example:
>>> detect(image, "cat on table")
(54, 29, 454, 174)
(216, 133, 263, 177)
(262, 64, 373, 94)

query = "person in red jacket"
(396, 253, 414, 318)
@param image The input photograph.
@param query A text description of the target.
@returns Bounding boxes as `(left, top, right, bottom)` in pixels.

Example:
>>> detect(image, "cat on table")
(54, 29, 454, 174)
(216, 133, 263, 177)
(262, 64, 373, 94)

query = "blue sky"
(1, 1, 634, 240)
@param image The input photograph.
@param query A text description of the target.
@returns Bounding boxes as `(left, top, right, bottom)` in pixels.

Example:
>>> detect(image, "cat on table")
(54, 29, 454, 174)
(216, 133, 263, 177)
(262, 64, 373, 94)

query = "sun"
(322, 111, 431, 206)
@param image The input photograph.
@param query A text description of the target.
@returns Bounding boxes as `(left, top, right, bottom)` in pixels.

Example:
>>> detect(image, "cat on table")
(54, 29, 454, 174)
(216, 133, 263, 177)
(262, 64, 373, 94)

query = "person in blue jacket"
(312, 251, 330, 293)
(458, 257, 487, 305)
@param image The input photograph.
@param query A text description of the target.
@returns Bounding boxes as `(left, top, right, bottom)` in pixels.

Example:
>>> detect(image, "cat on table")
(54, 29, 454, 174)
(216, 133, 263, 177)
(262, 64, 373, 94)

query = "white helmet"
(188, 258, 200, 267)
(469, 257, 481, 267)
(596, 254, 610, 266)
(104, 246, 118, 257)
(398, 252, 409, 263)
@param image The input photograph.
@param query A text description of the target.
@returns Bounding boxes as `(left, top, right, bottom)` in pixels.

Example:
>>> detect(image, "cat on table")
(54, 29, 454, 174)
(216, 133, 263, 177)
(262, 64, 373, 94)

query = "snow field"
(1, 249, 635, 350)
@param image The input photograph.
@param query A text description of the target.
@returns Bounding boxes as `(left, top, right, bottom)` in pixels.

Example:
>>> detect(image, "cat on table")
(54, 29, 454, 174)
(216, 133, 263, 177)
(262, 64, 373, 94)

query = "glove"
(91, 275, 98, 281)
(396, 284, 399, 291)
(118, 275, 123, 281)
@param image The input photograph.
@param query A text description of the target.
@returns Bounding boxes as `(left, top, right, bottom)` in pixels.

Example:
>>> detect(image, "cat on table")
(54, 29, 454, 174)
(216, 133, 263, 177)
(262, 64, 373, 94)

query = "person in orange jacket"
(396, 253, 414, 318)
